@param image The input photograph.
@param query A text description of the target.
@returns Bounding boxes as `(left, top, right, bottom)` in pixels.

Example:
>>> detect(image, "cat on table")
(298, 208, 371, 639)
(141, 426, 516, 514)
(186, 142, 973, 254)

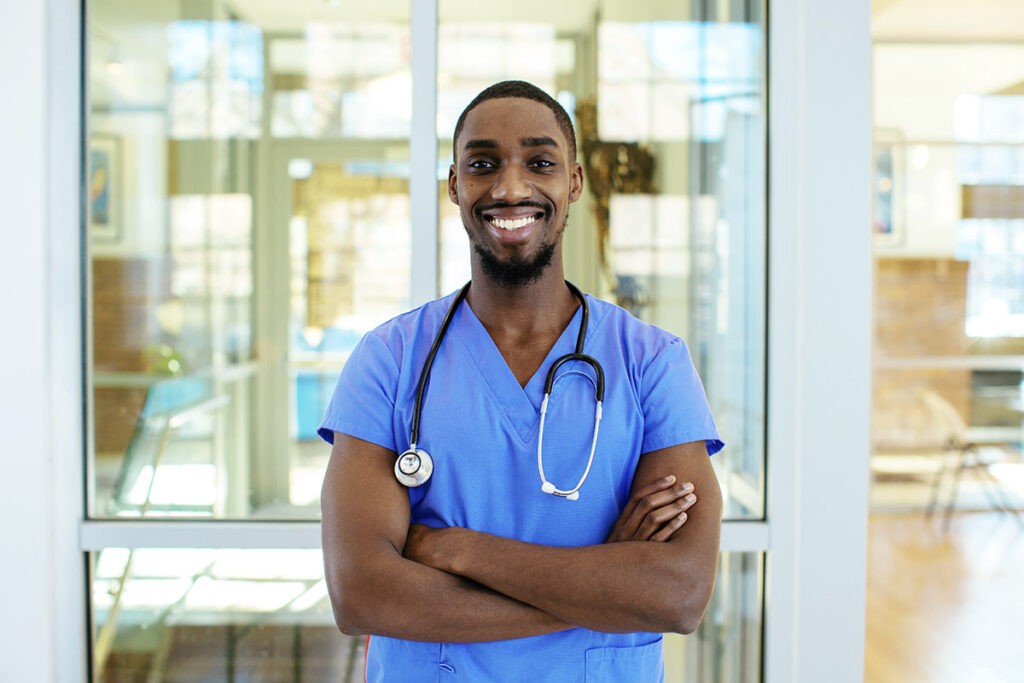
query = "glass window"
(87, 2, 411, 519)
(270, 24, 411, 139)
(91, 548, 359, 680)
(438, 0, 767, 520)
(87, 1, 768, 679)
(92, 548, 760, 682)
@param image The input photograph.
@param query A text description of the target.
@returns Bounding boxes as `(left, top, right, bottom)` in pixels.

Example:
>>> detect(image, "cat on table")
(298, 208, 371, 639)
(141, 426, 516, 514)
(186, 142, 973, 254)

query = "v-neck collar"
(452, 297, 587, 443)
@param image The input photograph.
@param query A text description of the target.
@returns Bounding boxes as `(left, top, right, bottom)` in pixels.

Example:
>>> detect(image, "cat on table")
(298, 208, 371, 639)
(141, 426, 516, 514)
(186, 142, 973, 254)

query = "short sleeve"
(639, 337, 724, 456)
(317, 331, 400, 451)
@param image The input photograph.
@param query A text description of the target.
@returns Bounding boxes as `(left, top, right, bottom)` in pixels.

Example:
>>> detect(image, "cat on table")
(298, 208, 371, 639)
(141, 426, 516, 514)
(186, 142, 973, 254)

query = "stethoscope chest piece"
(395, 447, 433, 487)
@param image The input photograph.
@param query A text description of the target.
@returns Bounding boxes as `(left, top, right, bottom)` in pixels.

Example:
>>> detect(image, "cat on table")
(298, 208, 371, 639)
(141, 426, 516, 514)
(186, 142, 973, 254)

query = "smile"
(487, 214, 541, 231)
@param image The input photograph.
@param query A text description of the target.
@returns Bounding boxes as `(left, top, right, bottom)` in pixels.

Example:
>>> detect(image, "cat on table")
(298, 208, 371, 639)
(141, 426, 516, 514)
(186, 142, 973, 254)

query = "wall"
(873, 43, 1024, 259)
(873, 258, 971, 449)
(0, 0, 87, 680)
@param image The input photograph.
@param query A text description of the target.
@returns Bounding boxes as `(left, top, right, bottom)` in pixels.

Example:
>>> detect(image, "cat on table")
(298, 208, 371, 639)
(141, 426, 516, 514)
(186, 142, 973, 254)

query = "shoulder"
(585, 295, 703, 405)
(358, 290, 462, 364)
(585, 295, 687, 360)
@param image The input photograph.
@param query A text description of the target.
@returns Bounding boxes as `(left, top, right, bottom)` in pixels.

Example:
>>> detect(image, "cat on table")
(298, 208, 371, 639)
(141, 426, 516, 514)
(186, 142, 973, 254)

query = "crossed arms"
(320, 433, 722, 643)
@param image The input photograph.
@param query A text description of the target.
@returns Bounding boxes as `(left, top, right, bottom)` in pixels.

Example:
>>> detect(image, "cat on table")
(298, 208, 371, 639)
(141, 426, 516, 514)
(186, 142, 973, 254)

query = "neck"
(465, 263, 578, 341)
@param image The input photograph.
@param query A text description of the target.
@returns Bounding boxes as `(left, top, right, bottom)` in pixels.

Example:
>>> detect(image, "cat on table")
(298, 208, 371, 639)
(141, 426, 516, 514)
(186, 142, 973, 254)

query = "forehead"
(457, 97, 567, 153)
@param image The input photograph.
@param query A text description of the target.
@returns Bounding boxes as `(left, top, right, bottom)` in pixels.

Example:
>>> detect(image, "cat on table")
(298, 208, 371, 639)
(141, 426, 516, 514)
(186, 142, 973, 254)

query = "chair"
(919, 389, 1022, 526)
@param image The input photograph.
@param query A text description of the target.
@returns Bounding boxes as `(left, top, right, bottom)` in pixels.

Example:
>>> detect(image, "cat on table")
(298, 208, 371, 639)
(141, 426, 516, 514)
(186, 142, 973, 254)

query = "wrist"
(439, 527, 472, 575)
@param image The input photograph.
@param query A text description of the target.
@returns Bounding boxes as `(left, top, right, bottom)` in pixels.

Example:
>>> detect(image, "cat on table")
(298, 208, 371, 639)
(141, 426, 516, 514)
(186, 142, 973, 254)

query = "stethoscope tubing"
(402, 280, 604, 500)
(408, 282, 470, 450)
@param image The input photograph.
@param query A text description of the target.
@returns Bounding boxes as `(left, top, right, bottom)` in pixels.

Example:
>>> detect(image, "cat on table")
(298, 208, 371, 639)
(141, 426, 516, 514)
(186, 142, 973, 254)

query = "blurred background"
(865, 2, 1024, 680)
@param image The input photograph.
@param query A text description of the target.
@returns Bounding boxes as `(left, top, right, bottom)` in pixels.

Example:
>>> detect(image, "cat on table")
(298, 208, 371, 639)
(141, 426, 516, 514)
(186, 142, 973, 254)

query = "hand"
(605, 476, 696, 543)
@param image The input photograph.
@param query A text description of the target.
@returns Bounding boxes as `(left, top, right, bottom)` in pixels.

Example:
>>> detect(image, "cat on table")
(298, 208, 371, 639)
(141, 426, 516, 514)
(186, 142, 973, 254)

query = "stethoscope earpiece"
(395, 448, 433, 487)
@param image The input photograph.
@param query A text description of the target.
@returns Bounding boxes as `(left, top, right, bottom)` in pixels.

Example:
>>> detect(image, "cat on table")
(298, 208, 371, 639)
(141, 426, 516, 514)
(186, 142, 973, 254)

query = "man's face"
(448, 97, 583, 287)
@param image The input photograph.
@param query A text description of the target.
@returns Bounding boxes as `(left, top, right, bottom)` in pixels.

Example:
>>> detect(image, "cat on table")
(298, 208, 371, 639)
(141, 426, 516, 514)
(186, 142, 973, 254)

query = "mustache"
(474, 200, 551, 217)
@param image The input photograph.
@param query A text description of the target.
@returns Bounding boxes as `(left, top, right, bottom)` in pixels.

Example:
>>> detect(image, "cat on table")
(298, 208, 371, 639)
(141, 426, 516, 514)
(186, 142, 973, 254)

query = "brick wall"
(92, 257, 170, 456)
(872, 258, 971, 450)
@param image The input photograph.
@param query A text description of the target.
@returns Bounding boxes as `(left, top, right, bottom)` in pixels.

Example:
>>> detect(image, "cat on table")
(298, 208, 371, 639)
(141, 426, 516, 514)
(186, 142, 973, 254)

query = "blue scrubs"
(319, 290, 722, 682)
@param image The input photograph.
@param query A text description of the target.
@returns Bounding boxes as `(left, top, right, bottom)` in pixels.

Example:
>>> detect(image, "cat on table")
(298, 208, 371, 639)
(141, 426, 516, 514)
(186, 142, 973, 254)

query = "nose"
(491, 164, 532, 203)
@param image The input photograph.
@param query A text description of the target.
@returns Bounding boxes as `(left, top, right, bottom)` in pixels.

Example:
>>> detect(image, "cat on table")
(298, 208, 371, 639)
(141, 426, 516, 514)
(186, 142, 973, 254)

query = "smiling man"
(319, 80, 723, 682)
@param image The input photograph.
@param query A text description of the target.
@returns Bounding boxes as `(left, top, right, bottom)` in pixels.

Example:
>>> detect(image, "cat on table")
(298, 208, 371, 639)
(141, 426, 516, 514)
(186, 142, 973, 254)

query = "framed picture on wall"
(873, 128, 904, 246)
(89, 135, 121, 242)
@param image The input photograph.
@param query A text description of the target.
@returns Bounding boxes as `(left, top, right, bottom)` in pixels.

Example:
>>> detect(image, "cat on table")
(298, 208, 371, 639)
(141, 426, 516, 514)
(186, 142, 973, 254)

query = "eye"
(530, 158, 555, 169)
(467, 158, 495, 170)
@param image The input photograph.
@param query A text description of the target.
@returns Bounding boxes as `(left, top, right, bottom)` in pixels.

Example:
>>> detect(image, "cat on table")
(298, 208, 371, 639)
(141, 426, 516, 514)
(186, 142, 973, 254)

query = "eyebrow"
(463, 139, 498, 150)
(521, 136, 558, 148)
(462, 136, 560, 151)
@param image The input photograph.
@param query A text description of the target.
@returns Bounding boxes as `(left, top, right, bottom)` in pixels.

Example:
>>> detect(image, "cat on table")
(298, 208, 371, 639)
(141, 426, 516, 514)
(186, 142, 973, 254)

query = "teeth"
(490, 216, 537, 231)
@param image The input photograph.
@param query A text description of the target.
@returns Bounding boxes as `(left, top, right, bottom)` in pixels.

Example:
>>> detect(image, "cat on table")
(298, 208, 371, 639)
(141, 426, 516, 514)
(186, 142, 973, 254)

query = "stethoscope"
(394, 281, 605, 501)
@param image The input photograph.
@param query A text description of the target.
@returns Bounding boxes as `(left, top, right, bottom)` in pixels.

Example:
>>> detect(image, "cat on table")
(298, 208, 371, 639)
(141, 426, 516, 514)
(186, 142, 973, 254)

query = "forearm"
(322, 434, 572, 643)
(419, 529, 714, 634)
(328, 546, 572, 642)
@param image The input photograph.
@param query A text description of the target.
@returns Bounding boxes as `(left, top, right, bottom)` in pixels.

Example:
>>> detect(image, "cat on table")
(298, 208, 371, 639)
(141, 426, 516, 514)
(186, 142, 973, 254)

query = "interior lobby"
(1, 0, 1021, 681)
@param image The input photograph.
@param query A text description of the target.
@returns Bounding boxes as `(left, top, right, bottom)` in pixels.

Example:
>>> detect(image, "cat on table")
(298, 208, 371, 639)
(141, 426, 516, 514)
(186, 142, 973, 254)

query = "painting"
(873, 129, 904, 246)
(89, 135, 120, 242)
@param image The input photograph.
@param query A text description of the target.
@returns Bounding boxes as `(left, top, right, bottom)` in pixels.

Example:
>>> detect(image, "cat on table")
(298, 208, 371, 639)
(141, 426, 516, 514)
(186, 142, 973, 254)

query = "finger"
(618, 483, 694, 539)
(650, 512, 688, 541)
(616, 475, 678, 529)
(631, 493, 696, 540)
(644, 493, 697, 525)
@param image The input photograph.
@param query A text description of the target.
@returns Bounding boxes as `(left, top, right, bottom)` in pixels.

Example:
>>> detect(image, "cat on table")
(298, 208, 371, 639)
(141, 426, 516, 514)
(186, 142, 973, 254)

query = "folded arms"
(320, 433, 722, 642)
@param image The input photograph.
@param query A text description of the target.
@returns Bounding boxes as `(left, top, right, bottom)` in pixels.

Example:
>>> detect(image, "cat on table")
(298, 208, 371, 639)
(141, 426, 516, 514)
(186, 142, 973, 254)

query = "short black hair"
(452, 80, 576, 160)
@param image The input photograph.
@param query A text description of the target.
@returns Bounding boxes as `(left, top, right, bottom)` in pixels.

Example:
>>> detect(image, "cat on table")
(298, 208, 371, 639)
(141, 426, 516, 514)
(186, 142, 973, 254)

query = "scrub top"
(319, 289, 722, 683)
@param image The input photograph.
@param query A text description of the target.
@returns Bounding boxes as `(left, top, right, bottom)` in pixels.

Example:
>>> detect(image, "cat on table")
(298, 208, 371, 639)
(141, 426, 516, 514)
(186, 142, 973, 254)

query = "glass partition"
(438, 0, 767, 519)
(87, 1, 411, 519)
(92, 548, 761, 682)
(86, 2, 768, 679)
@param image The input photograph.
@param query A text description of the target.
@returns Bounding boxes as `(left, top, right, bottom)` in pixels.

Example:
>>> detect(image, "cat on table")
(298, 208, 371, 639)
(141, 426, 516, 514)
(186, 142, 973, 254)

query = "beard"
(468, 210, 567, 288)
(473, 239, 557, 288)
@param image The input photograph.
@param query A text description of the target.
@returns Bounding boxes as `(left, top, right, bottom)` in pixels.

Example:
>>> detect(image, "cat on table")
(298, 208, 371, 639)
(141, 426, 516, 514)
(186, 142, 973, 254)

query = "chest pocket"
(584, 638, 664, 682)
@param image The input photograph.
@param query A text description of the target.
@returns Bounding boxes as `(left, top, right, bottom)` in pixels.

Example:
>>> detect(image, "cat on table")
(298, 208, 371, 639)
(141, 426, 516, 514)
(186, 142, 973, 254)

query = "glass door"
(282, 149, 413, 514)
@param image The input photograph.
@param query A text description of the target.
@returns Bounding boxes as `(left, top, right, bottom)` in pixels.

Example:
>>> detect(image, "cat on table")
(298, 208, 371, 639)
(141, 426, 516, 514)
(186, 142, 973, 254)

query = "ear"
(447, 164, 459, 205)
(568, 161, 584, 204)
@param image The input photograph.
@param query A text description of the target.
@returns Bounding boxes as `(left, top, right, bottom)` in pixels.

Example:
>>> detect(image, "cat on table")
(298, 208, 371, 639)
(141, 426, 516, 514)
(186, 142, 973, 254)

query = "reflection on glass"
(87, 0, 764, 522)
(288, 161, 411, 508)
(91, 549, 361, 682)
(89, 1, 411, 518)
(92, 549, 760, 683)
(168, 21, 263, 140)
(271, 24, 411, 139)
(438, 0, 766, 519)
(597, 22, 761, 142)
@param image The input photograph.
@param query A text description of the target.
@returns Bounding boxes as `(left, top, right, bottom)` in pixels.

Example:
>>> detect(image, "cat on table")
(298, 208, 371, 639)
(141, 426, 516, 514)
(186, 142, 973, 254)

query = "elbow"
(326, 567, 376, 636)
(328, 584, 365, 636)
(664, 593, 711, 635)
(332, 601, 367, 637)
(663, 570, 717, 635)
(672, 606, 707, 635)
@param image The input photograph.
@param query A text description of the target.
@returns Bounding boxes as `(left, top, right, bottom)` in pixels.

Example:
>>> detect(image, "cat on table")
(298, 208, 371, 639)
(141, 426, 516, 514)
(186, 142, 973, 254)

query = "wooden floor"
(865, 512, 1024, 682)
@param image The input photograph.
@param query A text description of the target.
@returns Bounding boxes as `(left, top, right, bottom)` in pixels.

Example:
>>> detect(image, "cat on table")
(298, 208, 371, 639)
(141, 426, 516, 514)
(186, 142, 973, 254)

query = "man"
(319, 80, 723, 681)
